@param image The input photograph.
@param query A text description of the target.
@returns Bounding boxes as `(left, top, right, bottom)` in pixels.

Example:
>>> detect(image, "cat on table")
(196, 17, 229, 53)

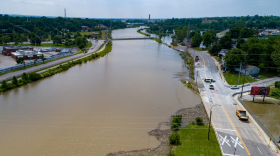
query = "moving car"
(205, 78, 216, 83)
(236, 109, 249, 120)
(209, 85, 214, 90)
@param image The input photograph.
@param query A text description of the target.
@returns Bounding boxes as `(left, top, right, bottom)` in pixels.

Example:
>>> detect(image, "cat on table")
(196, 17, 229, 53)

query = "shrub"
(12, 76, 18, 87)
(191, 121, 195, 125)
(172, 115, 182, 125)
(275, 81, 280, 89)
(28, 73, 42, 81)
(169, 134, 180, 145)
(171, 123, 179, 131)
(270, 88, 280, 99)
(1, 80, 8, 91)
(22, 72, 28, 81)
(167, 151, 175, 156)
(195, 117, 204, 125)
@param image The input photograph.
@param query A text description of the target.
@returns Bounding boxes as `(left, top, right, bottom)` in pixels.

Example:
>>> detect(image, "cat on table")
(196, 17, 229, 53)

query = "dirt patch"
(107, 103, 208, 156)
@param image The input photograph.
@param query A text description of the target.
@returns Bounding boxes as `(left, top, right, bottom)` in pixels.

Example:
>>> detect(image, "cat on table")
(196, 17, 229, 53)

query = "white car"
(209, 85, 214, 90)
(230, 86, 239, 89)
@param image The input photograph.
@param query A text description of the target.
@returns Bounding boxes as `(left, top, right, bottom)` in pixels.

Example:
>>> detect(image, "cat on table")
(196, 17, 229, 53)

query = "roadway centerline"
(213, 93, 251, 156)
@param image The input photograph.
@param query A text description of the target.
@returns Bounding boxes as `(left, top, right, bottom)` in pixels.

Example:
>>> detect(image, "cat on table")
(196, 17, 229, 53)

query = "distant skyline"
(1, 0, 280, 19)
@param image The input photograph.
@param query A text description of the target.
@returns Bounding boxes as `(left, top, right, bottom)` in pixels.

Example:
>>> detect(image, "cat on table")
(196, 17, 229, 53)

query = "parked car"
(230, 86, 239, 89)
(209, 85, 214, 90)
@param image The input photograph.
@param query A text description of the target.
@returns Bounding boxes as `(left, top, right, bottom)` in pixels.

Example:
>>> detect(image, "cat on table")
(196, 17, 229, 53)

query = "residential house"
(82, 26, 90, 31)
(235, 65, 260, 75)
(97, 24, 108, 30)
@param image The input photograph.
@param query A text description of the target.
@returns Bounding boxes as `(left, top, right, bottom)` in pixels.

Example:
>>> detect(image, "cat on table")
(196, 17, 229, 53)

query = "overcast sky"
(0, 0, 279, 18)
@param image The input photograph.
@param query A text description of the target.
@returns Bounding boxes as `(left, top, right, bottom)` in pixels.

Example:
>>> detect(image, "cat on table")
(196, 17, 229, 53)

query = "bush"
(169, 134, 180, 145)
(28, 73, 42, 81)
(195, 117, 204, 125)
(167, 151, 175, 156)
(191, 121, 195, 125)
(12, 76, 18, 87)
(171, 123, 180, 131)
(22, 72, 28, 81)
(172, 115, 182, 125)
(1, 80, 8, 91)
(275, 81, 280, 89)
(270, 88, 280, 99)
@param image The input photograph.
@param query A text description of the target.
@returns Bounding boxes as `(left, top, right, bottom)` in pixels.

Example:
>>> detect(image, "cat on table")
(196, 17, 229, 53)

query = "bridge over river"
(110, 37, 154, 41)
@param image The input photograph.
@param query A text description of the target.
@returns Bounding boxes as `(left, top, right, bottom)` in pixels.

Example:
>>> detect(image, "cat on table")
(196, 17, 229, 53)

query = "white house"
(235, 65, 260, 75)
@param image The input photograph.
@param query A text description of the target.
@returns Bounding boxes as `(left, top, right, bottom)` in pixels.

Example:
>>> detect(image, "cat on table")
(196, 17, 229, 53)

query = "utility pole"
(208, 104, 221, 140)
(240, 70, 247, 98)
(238, 62, 242, 85)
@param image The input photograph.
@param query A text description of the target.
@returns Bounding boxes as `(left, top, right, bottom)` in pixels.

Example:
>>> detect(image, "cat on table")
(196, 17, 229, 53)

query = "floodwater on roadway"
(244, 99, 280, 139)
(0, 28, 201, 155)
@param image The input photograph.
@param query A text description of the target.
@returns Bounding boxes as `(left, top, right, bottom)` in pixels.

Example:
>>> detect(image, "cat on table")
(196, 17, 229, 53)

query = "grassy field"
(173, 125, 222, 156)
(258, 72, 279, 80)
(223, 72, 256, 85)
(193, 47, 207, 51)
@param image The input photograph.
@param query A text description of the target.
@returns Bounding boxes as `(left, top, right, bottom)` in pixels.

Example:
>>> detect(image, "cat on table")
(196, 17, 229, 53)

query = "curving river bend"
(0, 28, 201, 155)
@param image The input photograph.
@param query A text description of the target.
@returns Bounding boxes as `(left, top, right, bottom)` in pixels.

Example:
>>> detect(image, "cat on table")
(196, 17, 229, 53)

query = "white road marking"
(230, 136, 244, 149)
(219, 134, 231, 146)
(218, 114, 220, 119)
(257, 147, 263, 155)
(216, 128, 235, 131)
(244, 128, 249, 134)
(223, 153, 240, 156)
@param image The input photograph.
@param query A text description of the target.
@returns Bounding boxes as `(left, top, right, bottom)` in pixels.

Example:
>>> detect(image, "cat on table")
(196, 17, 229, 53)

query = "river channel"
(0, 28, 201, 155)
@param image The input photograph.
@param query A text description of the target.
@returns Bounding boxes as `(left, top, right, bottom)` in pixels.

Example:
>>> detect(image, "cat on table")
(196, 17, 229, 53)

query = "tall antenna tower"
(64, 8, 66, 18)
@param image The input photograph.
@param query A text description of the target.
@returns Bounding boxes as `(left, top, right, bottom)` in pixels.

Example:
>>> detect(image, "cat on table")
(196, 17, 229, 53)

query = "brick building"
(2, 46, 34, 56)
(11, 50, 43, 60)
(82, 26, 90, 31)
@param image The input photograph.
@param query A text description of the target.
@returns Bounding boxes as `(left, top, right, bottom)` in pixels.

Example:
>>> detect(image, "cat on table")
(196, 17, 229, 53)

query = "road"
(0, 40, 105, 82)
(186, 48, 279, 156)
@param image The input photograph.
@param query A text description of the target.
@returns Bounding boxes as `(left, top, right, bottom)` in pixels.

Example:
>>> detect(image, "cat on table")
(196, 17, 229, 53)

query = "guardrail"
(237, 96, 279, 148)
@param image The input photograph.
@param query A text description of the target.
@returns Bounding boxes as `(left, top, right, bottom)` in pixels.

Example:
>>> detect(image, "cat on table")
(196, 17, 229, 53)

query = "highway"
(187, 48, 279, 156)
(0, 40, 104, 82)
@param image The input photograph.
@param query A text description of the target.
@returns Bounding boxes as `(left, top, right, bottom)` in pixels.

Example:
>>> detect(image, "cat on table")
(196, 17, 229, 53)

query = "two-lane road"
(188, 49, 277, 156)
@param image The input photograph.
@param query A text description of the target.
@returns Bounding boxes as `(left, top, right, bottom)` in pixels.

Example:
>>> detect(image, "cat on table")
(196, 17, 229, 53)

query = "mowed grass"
(174, 125, 222, 156)
(223, 72, 256, 85)
(258, 72, 279, 80)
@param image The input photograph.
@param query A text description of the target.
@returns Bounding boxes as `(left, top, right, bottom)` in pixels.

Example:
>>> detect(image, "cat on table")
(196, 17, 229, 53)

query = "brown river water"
(0, 28, 201, 155)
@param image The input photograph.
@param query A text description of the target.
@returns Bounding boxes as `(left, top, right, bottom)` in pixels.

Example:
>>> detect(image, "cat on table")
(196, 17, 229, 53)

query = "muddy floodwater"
(244, 98, 280, 140)
(0, 28, 201, 155)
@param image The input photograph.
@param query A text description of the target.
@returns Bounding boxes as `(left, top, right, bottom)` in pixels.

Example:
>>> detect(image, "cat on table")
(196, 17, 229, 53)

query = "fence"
(237, 96, 279, 148)
(0, 51, 75, 74)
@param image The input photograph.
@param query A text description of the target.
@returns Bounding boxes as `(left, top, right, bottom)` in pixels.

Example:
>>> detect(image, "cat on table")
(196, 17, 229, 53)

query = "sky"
(0, 0, 280, 19)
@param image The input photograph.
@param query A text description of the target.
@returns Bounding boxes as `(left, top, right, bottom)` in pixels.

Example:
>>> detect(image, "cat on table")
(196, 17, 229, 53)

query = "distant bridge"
(110, 37, 154, 41)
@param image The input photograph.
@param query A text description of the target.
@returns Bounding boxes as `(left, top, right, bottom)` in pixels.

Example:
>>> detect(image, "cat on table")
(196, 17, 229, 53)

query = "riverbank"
(0, 42, 111, 93)
(107, 104, 215, 156)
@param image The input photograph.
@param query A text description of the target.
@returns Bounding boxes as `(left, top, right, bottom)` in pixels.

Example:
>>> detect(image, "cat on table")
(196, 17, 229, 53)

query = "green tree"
(41, 54, 46, 63)
(236, 37, 245, 49)
(225, 48, 246, 69)
(191, 32, 202, 47)
(202, 31, 214, 48)
(16, 57, 25, 64)
(219, 34, 232, 49)
(31, 37, 41, 45)
(272, 39, 280, 72)
(12, 76, 18, 87)
(1, 35, 11, 45)
(53, 35, 62, 45)
(229, 27, 241, 39)
(22, 72, 28, 82)
(208, 43, 222, 55)
(1, 80, 8, 91)
(240, 27, 256, 38)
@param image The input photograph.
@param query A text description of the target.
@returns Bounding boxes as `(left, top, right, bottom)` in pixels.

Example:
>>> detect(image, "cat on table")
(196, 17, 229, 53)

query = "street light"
(208, 104, 221, 140)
